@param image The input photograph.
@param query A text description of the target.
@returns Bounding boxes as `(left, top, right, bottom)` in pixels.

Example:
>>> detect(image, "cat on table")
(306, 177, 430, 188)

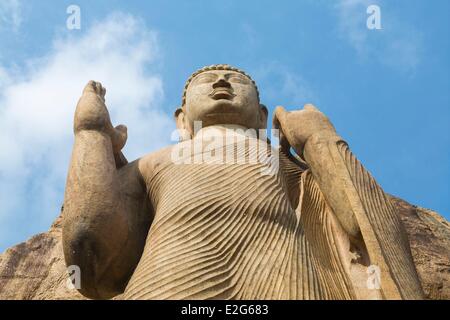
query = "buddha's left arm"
(274, 105, 424, 299)
(303, 133, 361, 238)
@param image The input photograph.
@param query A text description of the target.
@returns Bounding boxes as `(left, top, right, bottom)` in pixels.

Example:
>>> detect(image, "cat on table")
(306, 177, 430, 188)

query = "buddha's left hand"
(272, 104, 337, 157)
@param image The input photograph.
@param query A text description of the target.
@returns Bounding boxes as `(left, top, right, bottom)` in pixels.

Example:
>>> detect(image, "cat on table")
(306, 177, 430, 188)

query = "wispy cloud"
(254, 61, 317, 109)
(335, 0, 422, 73)
(0, 0, 22, 31)
(241, 23, 259, 51)
(336, 0, 373, 56)
(0, 12, 172, 251)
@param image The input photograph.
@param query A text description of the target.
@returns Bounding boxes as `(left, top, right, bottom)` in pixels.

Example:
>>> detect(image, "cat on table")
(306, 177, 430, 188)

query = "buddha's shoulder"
(136, 144, 177, 174)
(135, 143, 307, 180)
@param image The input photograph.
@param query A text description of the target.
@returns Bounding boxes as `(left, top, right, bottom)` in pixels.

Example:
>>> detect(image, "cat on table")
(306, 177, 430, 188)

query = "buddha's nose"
(212, 77, 231, 89)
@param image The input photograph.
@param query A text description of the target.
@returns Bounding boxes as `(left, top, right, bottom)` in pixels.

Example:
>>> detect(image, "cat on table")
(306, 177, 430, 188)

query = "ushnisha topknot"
(181, 64, 260, 107)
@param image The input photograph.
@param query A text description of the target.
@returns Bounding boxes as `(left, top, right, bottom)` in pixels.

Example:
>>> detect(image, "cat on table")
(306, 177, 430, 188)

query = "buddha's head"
(175, 65, 268, 138)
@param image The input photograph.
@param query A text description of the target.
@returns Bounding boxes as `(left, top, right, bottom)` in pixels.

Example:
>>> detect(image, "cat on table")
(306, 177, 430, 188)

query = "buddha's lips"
(209, 88, 236, 100)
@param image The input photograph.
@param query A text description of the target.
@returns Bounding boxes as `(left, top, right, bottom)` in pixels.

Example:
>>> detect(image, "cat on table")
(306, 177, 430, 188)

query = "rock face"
(0, 214, 85, 300)
(0, 197, 448, 300)
(391, 197, 450, 300)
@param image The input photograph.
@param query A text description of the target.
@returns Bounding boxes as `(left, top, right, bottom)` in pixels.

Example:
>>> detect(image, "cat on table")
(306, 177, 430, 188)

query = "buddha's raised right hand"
(74, 80, 127, 153)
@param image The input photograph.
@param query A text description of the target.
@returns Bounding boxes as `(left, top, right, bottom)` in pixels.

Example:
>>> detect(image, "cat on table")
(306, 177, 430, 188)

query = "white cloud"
(335, 0, 422, 73)
(336, 0, 372, 56)
(254, 62, 317, 108)
(0, 12, 172, 251)
(0, 0, 22, 31)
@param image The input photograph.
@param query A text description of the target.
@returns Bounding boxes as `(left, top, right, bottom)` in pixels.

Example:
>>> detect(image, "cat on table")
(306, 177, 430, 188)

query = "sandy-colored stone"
(59, 64, 432, 300)
(392, 197, 450, 300)
(0, 213, 85, 300)
(0, 199, 447, 300)
(2, 64, 443, 300)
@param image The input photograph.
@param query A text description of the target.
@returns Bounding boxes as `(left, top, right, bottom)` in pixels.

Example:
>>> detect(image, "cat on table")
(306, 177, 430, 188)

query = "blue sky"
(0, 0, 448, 252)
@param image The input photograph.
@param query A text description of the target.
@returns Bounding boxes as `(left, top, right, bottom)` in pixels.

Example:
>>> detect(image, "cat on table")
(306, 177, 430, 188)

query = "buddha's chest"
(126, 156, 314, 300)
(147, 161, 299, 226)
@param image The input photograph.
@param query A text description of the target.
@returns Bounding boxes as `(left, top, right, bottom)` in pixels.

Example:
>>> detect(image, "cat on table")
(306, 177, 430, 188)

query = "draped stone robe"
(122, 131, 423, 300)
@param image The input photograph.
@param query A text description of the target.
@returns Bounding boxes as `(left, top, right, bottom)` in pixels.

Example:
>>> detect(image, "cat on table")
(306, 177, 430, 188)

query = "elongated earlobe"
(259, 104, 268, 129)
(174, 107, 192, 141)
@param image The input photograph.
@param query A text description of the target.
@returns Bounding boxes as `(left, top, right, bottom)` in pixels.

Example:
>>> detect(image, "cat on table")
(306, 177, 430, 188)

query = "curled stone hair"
(181, 64, 260, 107)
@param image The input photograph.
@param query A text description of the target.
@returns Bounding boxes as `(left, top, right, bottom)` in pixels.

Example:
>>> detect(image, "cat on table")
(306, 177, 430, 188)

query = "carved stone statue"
(62, 64, 424, 300)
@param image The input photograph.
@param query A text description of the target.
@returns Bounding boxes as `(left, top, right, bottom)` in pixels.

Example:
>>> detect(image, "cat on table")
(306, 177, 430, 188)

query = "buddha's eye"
(194, 73, 217, 84)
(228, 75, 249, 84)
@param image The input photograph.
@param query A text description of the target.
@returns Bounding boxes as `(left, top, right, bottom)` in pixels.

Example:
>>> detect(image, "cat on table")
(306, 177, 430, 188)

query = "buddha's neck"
(193, 124, 253, 140)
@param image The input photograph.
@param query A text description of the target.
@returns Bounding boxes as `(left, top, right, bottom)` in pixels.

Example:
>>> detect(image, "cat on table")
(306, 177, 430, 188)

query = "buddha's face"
(180, 70, 267, 133)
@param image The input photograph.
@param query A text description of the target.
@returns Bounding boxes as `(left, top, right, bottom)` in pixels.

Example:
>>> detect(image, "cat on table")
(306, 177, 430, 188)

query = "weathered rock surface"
(0, 214, 85, 300)
(391, 197, 450, 300)
(0, 197, 448, 300)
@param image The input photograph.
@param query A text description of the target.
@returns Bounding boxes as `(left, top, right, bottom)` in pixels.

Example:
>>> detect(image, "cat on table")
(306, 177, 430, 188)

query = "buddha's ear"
(174, 107, 185, 129)
(174, 107, 192, 141)
(258, 104, 269, 129)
